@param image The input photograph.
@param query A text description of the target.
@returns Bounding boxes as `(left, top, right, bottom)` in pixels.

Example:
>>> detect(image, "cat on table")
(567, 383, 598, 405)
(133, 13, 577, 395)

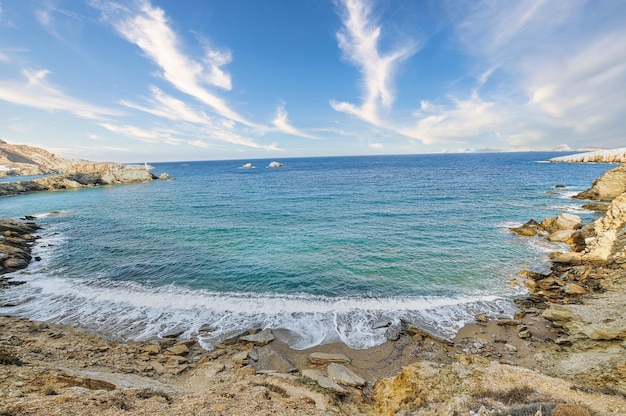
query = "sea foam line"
(1, 273, 516, 350)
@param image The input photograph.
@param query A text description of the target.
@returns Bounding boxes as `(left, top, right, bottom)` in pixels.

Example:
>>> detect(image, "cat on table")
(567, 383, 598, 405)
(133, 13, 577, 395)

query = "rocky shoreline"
(2, 166, 626, 415)
(0, 168, 171, 198)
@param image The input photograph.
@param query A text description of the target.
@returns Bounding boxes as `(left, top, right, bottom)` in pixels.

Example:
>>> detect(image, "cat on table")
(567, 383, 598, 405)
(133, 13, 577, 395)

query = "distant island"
(0, 140, 169, 197)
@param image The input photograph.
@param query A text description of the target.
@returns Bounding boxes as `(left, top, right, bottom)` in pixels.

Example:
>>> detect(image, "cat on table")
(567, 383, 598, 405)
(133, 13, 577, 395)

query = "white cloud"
(100, 123, 182, 145)
(331, 0, 416, 125)
(94, 0, 258, 128)
(203, 48, 232, 91)
(0, 68, 120, 119)
(368, 142, 383, 149)
(271, 105, 316, 139)
(121, 86, 212, 124)
(448, 0, 626, 148)
(402, 92, 506, 144)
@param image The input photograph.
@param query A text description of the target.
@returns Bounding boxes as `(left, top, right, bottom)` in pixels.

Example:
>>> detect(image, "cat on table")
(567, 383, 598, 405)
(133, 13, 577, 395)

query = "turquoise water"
(0, 153, 614, 349)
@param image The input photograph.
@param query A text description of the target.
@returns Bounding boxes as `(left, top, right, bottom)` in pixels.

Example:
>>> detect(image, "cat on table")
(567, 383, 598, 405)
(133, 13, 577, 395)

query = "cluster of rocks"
(0, 218, 39, 280)
(0, 169, 171, 197)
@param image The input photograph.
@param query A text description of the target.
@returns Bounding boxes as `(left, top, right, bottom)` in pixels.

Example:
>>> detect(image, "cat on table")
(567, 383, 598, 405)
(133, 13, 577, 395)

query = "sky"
(0, 0, 625, 163)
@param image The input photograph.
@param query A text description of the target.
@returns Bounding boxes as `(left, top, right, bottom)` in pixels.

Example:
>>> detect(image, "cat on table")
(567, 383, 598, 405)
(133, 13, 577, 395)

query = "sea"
(0, 152, 615, 350)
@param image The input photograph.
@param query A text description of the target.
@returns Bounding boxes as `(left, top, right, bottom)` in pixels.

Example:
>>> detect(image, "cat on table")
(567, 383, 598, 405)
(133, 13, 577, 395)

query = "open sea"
(0, 153, 615, 350)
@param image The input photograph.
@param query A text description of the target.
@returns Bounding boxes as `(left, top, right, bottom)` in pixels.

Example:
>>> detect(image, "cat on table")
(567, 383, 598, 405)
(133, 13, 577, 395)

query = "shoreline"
(2, 167, 626, 414)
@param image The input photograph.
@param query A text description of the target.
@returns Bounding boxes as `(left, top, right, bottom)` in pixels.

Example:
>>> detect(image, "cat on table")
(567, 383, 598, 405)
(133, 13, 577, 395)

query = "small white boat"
(241, 163, 254, 169)
(267, 161, 284, 168)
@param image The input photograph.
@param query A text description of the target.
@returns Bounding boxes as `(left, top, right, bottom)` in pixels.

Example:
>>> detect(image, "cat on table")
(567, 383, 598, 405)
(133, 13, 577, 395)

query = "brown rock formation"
(0, 139, 80, 176)
(574, 164, 626, 201)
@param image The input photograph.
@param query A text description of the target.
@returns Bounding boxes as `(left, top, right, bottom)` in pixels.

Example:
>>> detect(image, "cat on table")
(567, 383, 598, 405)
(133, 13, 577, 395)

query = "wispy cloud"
(93, 0, 257, 128)
(402, 92, 507, 144)
(0, 68, 120, 119)
(120, 86, 212, 124)
(34, 2, 87, 48)
(446, 0, 626, 148)
(271, 104, 317, 139)
(330, 0, 417, 125)
(100, 122, 182, 145)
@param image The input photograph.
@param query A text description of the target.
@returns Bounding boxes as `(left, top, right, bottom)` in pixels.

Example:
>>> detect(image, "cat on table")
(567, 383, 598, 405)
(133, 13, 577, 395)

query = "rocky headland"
(1, 164, 626, 415)
(0, 141, 170, 197)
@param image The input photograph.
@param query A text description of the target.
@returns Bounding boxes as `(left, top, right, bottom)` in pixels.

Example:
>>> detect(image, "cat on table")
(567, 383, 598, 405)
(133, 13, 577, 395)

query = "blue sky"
(0, 0, 625, 162)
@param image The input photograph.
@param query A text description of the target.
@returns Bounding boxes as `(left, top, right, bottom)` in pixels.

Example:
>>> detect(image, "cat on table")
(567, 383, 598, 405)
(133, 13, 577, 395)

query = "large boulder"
(575, 165, 626, 202)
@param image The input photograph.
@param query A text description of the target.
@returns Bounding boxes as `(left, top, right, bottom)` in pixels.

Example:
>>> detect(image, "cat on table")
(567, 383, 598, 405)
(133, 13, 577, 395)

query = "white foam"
(0, 273, 517, 350)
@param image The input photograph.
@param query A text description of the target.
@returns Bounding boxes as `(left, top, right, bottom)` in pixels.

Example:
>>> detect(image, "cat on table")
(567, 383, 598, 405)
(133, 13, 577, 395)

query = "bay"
(0, 152, 614, 349)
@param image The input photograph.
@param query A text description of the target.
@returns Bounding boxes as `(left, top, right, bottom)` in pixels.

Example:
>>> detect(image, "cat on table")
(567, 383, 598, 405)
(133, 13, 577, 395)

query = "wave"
(1, 266, 517, 350)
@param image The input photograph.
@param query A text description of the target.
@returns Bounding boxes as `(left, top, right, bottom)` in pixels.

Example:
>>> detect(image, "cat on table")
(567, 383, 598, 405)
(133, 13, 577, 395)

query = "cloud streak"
(94, 0, 258, 128)
(271, 105, 317, 139)
(331, 0, 416, 125)
(0, 68, 120, 119)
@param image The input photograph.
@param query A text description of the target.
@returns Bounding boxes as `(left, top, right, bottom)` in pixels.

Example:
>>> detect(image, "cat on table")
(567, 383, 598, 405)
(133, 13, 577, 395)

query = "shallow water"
(0, 153, 614, 349)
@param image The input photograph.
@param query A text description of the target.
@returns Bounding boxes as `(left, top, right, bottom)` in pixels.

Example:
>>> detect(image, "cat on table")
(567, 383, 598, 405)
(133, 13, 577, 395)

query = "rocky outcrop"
(0, 218, 39, 277)
(0, 169, 160, 197)
(574, 164, 626, 201)
(371, 356, 622, 415)
(509, 213, 582, 243)
(550, 148, 626, 164)
(0, 139, 79, 176)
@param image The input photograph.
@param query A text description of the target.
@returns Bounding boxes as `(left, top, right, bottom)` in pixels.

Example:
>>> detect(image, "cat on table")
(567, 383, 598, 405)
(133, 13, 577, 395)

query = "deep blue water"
(0, 153, 615, 349)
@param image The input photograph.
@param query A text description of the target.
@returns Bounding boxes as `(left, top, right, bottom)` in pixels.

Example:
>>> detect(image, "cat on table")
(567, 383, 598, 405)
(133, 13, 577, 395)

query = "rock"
(308, 352, 351, 365)
(158, 172, 170, 180)
(165, 344, 189, 356)
(510, 225, 538, 236)
(384, 321, 405, 341)
(582, 202, 609, 212)
(574, 164, 626, 201)
(151, 361, 166, 375)
(165, 355, 187, 366)
(542, 305, 576, 323)
(563, 283, 586, 295)
(548, 229, 576, 243)
(141, 344, 161, 355)
(248, 347, 259, 362)
(475, 313, 489, 323)
(240, 329, 275, 345)
(266, 161, 284, 168)
(503, 343, 518, 354)
(301, 369, 346, 394)
(232, 350, 249, 366)
(327, 363, 366, 387)
(550, 213, 583, 232)
(551, 404, 591, 416)
(549, 252, 583, 264)
(2, 256, 29, 270)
